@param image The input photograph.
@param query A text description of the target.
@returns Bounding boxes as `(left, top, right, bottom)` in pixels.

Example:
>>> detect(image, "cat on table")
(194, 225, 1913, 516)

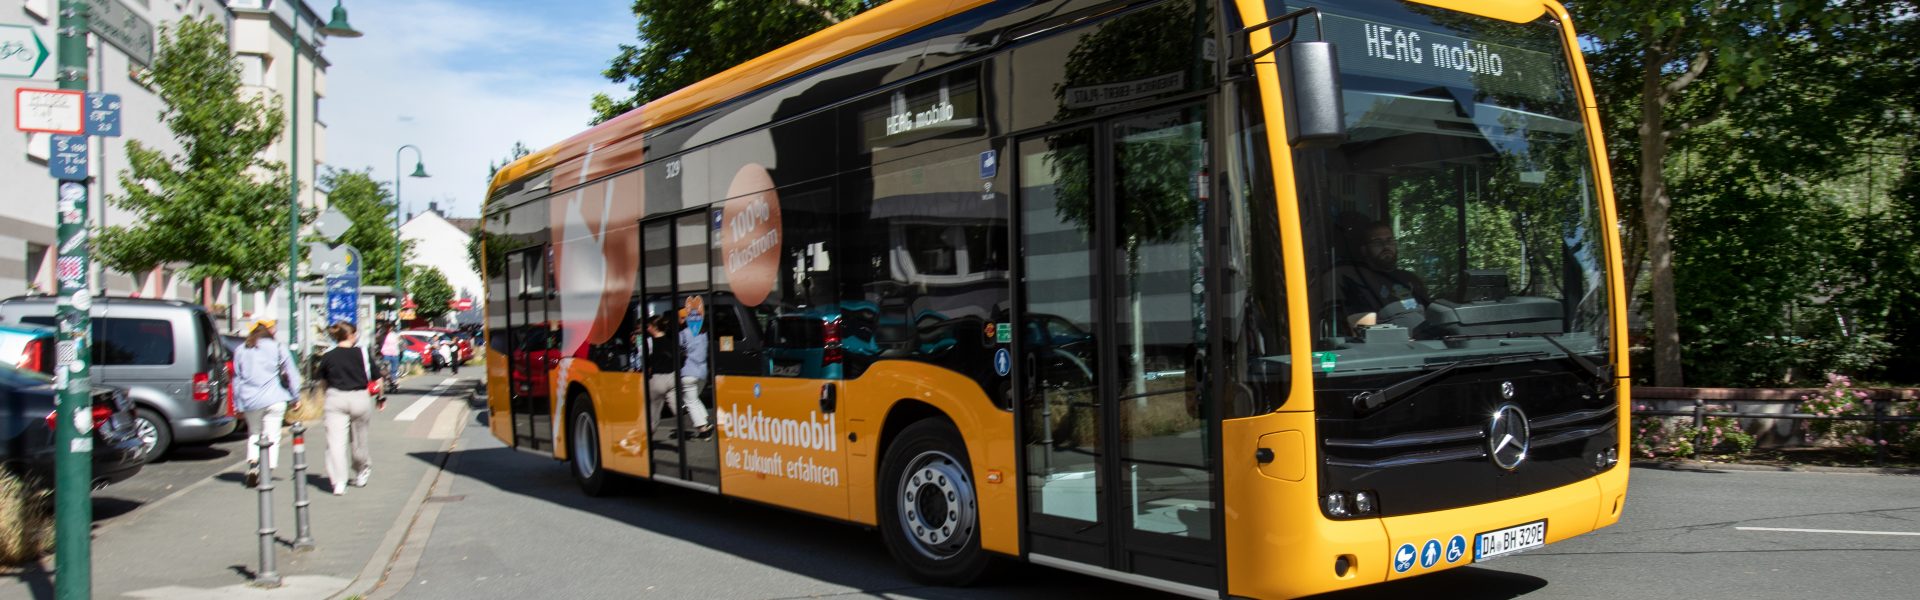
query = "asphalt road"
(394, 413, 1920, 600)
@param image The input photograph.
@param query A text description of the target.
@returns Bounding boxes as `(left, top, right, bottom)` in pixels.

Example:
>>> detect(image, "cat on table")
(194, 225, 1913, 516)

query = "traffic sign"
(84, 0, 154, 68)
(15, 88, 84, 134)
(309, 243, 354, 277)
(85, 93, 121, 137)
(325, 248, 361, 328)
(49, 134, 87, 181)
(314, 207, 353, 241)
(0, 24, 54, 80)
(449, 298, 474, 311)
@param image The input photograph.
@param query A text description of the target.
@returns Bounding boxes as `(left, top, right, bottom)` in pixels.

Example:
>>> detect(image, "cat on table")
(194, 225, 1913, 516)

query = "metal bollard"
(1692, 398, 1707, 453)
(290, 421, 315, 551)
(252, 434, 282, 587)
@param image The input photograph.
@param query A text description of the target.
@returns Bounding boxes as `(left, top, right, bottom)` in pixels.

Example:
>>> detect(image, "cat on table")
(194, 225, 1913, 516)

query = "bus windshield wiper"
(1443, 331, 1613, 391)
(1351, 352, 1545, 413)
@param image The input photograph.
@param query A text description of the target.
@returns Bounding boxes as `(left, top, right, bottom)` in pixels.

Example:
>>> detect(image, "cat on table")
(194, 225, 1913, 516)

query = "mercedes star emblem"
(1501, 381, 1515, 399)
(1488, 404, 1531, 470)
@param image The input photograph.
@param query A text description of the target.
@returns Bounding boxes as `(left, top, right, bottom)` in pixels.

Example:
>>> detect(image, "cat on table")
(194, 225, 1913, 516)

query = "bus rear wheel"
(569, 399, 614, 496)
(878, 418, 991, 585)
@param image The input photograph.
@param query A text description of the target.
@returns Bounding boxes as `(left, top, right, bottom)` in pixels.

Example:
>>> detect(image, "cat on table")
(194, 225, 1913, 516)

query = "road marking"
(1736, 526, 1920, 537)
(396, 378, 459, 422)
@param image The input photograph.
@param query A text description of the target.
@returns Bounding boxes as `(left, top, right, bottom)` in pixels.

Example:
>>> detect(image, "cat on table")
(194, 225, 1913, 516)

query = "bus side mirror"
(1278, 41, 1346, 147)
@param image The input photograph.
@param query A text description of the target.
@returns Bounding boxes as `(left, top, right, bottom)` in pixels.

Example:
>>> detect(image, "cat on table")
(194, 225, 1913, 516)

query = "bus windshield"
(1281, 1, 1611, 382)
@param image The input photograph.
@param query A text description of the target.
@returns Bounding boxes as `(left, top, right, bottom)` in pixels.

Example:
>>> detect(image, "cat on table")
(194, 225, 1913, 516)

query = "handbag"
(361, 346, 382, 396)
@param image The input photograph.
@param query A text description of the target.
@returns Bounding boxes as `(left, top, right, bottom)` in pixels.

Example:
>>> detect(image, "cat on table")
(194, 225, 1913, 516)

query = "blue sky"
(319, 0, 636, 219)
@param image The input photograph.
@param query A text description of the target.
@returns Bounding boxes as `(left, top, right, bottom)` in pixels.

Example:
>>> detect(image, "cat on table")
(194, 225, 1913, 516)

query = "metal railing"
(1630, 387, 1920, 466)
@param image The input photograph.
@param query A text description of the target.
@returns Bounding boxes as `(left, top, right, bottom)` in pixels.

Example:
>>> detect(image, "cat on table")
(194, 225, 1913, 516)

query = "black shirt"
(316, 346, 382, 391)
(1335, 263, 1431, 329)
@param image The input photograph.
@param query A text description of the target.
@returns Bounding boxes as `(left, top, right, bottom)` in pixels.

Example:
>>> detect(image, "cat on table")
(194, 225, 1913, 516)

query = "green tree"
(319, 168, 415, 289)
(96, 17, 292, 291)
(1571, 1, 1891, 386)
(406, 266, 455, 323)
(592, 0, 886, 124)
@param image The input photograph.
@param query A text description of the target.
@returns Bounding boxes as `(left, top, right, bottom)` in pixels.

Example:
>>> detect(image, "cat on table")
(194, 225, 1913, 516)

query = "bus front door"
(1015, 104, 1219, 589)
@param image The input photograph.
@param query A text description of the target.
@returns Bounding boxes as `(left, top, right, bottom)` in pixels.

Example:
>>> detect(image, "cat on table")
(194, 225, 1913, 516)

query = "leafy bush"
(1800, 373, 1884, 455)
(1632, 406, 1754, 459)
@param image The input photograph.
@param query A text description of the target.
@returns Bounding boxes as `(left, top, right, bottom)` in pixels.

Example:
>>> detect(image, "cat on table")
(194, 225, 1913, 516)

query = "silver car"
(0, 296, 239, 460)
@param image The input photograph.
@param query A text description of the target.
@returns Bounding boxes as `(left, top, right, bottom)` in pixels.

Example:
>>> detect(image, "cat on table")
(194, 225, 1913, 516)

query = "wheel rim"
(573, 411, 598, 479)
(897, 449, 976, 561)
(135, 417, 159, 458)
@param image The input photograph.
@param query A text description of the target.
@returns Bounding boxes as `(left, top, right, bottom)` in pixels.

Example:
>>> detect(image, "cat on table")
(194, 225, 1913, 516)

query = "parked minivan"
(0, 296, 238, 460)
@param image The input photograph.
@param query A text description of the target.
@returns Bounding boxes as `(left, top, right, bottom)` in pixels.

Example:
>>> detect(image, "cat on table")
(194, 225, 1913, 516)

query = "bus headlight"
(1324, 492, 1350, 518)
(1354, 491, 1377, 515)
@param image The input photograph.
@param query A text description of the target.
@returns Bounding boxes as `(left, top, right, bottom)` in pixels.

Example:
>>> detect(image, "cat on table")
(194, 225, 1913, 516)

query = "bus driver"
(1336, 221, 1431, 334)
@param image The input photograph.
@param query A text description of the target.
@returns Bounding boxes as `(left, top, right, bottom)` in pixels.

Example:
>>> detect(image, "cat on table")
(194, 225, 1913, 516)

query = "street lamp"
(394, 145, 429, 322)
(284, 1, 361, 359)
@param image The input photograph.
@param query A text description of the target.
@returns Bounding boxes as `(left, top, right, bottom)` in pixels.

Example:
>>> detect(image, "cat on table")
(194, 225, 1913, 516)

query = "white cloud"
(320, 0, 632, 219)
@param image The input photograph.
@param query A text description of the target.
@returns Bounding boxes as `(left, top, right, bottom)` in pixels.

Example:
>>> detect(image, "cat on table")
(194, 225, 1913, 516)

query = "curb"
(1632, 460, 1920, 476)
(328, 381, 473, 600)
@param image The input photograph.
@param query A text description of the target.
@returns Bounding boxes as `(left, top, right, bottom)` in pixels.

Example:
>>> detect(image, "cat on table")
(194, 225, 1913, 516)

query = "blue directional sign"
(979, 149, 997, 179)
(85, 93, 121, 137)
(325, 247, 362, 328)
(49, 134, 87, 181)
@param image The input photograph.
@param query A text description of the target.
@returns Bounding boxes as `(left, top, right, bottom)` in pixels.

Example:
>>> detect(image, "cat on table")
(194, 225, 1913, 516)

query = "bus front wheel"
(878, 418, 991, 585)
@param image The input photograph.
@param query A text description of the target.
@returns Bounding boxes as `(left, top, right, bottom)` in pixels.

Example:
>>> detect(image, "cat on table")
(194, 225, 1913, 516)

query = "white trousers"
(242, 402, 286, 471)
(323, 388, 374, 487)
(677, 376, 711, 429)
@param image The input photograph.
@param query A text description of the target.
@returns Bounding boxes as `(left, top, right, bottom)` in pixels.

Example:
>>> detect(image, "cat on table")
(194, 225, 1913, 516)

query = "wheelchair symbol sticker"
(1446, 535, 1466, 563)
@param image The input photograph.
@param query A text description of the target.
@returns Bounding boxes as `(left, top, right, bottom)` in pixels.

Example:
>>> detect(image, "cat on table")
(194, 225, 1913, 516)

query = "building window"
(238, 54, 269, 87)
(26, 243, 50, 293)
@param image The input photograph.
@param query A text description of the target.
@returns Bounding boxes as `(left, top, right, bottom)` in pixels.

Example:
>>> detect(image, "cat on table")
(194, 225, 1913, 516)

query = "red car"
(398, 333, 442, 368)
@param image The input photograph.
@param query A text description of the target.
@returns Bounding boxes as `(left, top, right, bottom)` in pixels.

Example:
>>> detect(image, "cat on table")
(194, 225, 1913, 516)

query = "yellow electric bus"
(479, 0, 1629, 597)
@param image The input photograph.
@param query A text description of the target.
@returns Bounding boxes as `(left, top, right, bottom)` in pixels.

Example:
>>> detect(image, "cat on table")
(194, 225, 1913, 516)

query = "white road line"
(1736, 526, 1920, 537)
(396, 378, 459, 422)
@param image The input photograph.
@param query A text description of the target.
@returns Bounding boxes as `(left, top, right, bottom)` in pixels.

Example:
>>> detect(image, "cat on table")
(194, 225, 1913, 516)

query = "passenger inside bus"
(1334, 220, 1430, 335)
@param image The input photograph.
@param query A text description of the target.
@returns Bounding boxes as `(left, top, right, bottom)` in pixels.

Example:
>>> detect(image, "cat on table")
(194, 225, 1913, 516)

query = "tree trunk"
(1640, 49, 1684, 387)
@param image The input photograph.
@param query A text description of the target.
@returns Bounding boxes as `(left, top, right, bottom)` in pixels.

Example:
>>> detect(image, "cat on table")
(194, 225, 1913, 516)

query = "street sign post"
(85, 92, 121, 137)
(48, 134, 87, 181)
(83, 0, 154, 68)
(14, 88, 85, 134)
(0, 24, 54, 80)
(52, 3, 94, 598)
(325, 247, 362, 329)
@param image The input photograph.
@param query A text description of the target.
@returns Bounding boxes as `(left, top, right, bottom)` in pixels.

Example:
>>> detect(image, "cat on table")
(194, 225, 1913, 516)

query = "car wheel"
(569, 398, 614, 496)
(133, 407, 172, 462)
(878, 418, 992, 585)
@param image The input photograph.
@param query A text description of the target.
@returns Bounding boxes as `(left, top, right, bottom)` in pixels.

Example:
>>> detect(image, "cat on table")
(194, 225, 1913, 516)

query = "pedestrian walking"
(232, 319, 301, 487)
(314, 322, 386, 495)
(437, 337, 460, 375)
(379, 324, 403, 382)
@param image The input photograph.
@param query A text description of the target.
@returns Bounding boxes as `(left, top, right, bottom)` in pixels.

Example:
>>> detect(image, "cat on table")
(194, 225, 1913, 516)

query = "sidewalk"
(3, 372, 478, 599)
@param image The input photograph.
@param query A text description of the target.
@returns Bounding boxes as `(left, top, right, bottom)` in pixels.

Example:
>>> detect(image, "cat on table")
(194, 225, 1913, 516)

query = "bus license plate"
(1474, 520, 1546, 562)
